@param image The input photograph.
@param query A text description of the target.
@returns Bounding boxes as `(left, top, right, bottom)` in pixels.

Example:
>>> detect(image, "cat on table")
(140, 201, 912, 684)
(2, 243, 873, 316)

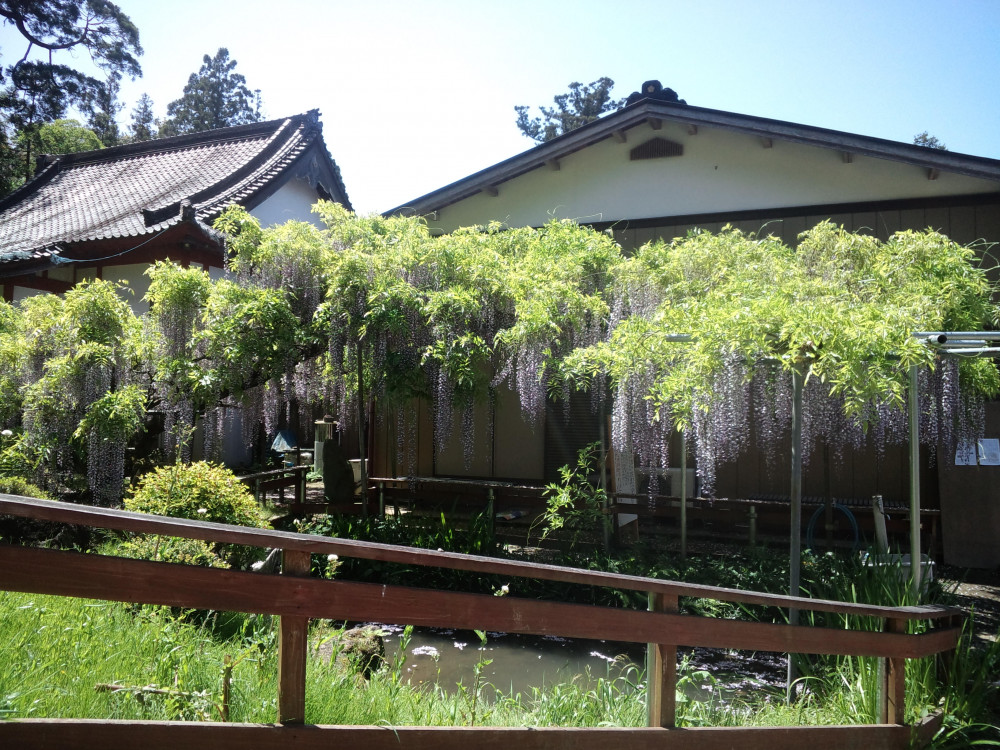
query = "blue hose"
(806, 502, 859, 552)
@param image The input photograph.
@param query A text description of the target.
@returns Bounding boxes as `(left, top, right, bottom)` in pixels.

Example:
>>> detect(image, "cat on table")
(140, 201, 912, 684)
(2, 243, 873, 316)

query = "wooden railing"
(0, 493, 962, 750)
(240, 465, 310, 510)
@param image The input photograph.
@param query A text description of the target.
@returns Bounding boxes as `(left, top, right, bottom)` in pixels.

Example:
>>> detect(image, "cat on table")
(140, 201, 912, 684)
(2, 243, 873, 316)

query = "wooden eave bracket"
(648, 118, 663, 131)
(612, 130, 627, 144)
(927, 168, 940, 181)
(841, 151, 854, 164)
(484, 185, 499, 197)
(686, 124, 698, 136)
(545, 158, 561, 171)
(760, 137, 773, 149)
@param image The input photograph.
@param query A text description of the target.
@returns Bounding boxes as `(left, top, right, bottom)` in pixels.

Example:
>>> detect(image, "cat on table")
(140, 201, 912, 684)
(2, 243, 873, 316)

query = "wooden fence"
(0, 493, 962, 749)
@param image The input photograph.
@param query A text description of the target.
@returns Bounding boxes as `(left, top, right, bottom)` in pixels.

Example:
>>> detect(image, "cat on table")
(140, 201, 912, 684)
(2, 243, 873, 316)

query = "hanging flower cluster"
(568, 222, 999, 495)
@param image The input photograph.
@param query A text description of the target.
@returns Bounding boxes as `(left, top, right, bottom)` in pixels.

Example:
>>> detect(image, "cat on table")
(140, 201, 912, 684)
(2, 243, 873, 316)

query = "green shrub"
(116, 535, 227, 568)
(0, 475, 53, 500)
(125, 462, 268, 568)
(126, 462, 266, 528)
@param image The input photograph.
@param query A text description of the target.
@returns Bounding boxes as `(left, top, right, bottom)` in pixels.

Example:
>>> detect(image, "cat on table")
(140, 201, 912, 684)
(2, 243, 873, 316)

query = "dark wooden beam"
(760, 137, 774, 149)
(841, 151, 854, 164)
(0, 720, 924, 750)
(483, 185, 499, 197)
(611, 130, 627, 144)
(278, 550, 310, 724)
(927, 168, 940, 181)
(648, 118, 662, 131)
(686, 124, 698, 136)
(545, 158, 561, 171)
(2, 273, 73, 294)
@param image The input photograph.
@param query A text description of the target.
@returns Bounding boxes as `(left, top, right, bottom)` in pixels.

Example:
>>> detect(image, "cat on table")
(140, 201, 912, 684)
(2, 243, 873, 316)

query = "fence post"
(278, 549, 311, 724)
(646, 592, 679, 728)
(879, 617, 906, 725)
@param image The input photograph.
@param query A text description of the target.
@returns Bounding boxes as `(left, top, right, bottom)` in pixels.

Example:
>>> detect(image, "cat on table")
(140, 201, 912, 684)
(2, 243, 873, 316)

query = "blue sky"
(2, 0, 998, 214)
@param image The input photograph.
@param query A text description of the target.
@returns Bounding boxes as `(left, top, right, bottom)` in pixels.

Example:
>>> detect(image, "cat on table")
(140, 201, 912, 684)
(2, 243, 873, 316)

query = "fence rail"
(0, 493, 962, 749)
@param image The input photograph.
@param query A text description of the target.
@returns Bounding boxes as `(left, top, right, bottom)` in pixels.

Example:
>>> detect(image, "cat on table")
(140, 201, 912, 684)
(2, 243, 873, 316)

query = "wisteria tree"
(0, 280, 147, 503)
(563, 222, 999, 495)
(1, 207, 995, 516)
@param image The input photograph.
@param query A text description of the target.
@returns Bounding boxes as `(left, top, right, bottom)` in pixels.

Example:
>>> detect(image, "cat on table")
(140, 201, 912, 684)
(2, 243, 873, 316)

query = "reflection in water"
(378, 624, 642, 697)
(370, 624, 784, 700)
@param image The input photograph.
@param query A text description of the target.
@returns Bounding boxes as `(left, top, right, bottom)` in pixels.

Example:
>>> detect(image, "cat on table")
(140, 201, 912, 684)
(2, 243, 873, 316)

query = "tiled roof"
(0, 110, 351, 267)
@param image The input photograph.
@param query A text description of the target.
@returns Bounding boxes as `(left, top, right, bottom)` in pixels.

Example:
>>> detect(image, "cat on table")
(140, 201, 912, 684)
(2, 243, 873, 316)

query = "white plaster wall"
(250, 178, 325, 229)
(102, 263, 152, 315)
(430, 122, 1000, 231)
(12, 285, 46, 302)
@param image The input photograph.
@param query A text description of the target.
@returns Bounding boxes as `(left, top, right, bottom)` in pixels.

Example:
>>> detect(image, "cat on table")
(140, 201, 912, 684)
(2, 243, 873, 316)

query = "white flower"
(500, 584, 509, 594)
(1, 429, 12, 437)
(196, 508, 208, 516)
(327, 554, 339, 562)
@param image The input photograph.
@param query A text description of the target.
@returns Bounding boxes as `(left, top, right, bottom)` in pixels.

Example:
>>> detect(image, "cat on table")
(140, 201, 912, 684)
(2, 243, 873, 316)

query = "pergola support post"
(908, 363, 922, 597)
(787, 366, 804, 700)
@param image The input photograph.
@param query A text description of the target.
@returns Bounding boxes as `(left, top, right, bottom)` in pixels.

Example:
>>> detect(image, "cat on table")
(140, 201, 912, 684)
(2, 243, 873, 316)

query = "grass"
(0, 592, 647, 727)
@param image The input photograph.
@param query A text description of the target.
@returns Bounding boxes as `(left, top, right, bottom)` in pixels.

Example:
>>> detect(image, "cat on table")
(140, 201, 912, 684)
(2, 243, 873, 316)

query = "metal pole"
(787, 366, 803, 700)
(908, 364, 922, 598)
(356, 338, 369, 519)
(599, 407, 611, 553)
(680, 430, 688, 559)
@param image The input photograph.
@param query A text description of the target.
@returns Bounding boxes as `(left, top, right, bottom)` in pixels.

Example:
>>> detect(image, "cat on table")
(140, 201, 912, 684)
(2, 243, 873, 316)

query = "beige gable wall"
(427, 122, 1000, 233)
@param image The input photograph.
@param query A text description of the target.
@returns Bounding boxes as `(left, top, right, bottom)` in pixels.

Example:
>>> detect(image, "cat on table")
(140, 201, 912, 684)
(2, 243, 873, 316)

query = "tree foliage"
(0, 0, 141, 184)
(0, 280, 146, 503)
(86, 70, 122, 145)
(128, 91, 154, 141)
(515, 77, 624, 144)
(913, 131, 947, 151)
(23, 117, 102, 153)
(0, 208, 994, 506)
(159, 48, 261, 136)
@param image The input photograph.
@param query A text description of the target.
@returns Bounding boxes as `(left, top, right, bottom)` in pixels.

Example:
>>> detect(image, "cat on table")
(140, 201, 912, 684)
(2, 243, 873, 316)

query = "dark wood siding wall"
(610, 198, 1000, 255)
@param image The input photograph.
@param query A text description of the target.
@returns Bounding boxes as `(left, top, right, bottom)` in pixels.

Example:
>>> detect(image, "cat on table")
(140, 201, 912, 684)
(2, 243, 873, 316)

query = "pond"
(366, 624, 786, 701)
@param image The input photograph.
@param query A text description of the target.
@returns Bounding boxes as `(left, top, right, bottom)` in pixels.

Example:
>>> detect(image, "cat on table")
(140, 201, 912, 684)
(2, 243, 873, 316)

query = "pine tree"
(129, 93, 156, 142)
(160, 48, 262, 135)
(87, 73, 123, 147)
(515, 78, 624, 144)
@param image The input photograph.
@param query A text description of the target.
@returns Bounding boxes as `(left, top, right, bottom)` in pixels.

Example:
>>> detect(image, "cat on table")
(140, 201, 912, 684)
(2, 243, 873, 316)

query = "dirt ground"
(938, 565, 1000, 642)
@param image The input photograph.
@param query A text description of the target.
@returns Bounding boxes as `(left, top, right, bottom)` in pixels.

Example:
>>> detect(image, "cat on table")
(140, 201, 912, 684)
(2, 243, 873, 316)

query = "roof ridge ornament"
(624, 80, 687, 108)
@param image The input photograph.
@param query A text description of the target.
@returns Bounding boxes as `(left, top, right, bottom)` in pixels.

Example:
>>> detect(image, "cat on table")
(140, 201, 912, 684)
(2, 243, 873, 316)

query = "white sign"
(977, 438, 1000, 466)
(955, 442, 978, 466)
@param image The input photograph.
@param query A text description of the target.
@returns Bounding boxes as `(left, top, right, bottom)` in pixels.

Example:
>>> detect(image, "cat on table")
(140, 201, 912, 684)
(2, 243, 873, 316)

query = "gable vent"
(630, 137, 683, 161)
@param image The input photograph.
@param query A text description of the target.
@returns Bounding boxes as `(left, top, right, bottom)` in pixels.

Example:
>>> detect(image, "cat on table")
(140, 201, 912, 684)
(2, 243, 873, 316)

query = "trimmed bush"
(125, 462, 269, 568)
(126, 462, 266, 528)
